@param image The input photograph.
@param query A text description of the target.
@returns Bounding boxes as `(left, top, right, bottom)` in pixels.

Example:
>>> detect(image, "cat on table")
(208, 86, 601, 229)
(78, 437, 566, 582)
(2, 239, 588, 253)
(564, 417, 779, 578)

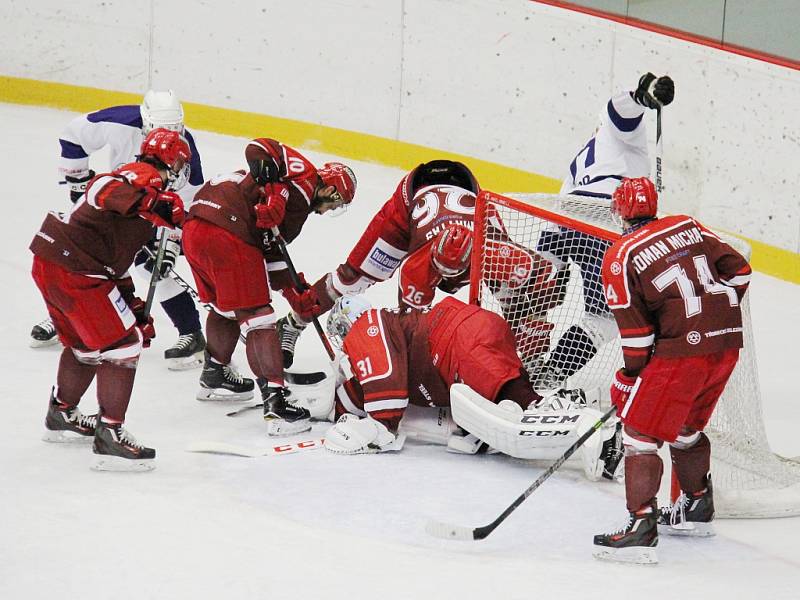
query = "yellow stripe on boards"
(1, 75, 796, 283)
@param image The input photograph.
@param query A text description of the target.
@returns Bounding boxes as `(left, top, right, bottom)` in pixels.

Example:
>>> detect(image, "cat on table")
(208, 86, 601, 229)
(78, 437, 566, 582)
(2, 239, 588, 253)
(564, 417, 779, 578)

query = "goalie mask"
(326, 295, 372, 348)
(141, 90, 185, 135)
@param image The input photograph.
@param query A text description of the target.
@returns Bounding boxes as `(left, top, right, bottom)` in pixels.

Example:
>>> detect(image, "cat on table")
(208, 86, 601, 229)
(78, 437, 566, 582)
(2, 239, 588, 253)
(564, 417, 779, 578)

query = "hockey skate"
(30, 317, 59, 348)
(658, 477, 715, 537)
(92, 420, 155, 472)
(197, 353, 255, 401)
(277, 313, 306, 368)
(593, 501, 659, 564)
(43, 388, 97, 443)
(261, 384, 312, 436)
(164, 329, 206, 371)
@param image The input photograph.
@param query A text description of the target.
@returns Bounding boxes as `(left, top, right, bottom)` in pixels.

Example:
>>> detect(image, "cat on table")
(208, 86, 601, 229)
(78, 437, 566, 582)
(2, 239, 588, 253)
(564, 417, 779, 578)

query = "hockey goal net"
(470, 189, 800, 518)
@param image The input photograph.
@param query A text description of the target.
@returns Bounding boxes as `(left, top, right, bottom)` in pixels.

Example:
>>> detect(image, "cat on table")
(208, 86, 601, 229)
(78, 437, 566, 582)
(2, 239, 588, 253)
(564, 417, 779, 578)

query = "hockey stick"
(425, 405, 618, 541)
(225, 370, 329, 417)
(268, 227, 337, 361)
(143, 227, 168, 318)
(186, 437, 325, 457)
(655, 106, 663, 194)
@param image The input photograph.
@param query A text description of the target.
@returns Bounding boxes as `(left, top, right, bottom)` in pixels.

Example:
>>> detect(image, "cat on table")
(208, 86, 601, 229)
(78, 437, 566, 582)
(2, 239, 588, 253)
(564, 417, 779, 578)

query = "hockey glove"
(282, 272, 322, 321)
(144, 235, 181, 277)
(635, 73, 675, 109)
(65, 170, 95, 203)
(248, 155, 281, 186)
(139, 190, 186, 229)
(255, 183, 289, 229)
(129, 297, 156, 348)
(610, 368, 638, 413)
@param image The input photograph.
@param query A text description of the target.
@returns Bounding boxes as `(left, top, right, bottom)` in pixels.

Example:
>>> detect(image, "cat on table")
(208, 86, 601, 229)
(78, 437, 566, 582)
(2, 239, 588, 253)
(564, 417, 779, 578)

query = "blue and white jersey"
(58, 105, 205, 204)
(560, 90, 651, 200)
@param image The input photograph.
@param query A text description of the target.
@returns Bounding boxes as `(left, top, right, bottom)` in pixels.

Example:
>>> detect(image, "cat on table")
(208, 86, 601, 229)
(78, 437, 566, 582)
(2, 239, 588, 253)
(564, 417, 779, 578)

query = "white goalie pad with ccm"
(449, 384, 615, 479)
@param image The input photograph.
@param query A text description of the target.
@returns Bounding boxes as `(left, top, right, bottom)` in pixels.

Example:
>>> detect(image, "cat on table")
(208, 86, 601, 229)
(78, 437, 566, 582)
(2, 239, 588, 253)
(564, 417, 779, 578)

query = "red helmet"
(140, 128, 192, 190)
(318, 162, 357, 204)
(611, 177, 658, 221)
(431, 223, 473, 277)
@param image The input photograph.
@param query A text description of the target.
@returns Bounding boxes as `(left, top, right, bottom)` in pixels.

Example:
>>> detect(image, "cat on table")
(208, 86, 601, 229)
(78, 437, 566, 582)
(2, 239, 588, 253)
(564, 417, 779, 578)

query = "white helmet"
(326, 295, 372, 348)
(141, 90, 184, 134)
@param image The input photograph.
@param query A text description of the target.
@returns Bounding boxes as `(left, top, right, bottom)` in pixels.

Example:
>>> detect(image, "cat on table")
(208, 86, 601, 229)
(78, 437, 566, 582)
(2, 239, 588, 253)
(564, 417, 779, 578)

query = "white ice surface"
(1, 103, 799, 599)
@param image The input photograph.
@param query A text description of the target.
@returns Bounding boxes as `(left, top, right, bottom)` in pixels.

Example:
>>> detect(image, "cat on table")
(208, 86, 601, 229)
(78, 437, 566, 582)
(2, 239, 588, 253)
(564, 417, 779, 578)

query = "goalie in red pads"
(317, 296, 621, 480)
(592, 177, 751, 564)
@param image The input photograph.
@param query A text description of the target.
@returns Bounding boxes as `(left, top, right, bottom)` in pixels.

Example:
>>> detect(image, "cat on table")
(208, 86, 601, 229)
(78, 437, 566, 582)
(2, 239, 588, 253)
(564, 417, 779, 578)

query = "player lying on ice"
(274, 160, 481, 368)
(293, 295, 623, 481)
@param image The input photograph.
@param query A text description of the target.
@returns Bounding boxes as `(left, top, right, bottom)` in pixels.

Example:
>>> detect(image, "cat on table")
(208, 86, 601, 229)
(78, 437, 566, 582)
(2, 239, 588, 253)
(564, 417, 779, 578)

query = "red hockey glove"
(139, 190, 185, 229)
(283, 272, 322, 321)
(610, 369, 638, 413)
(129, 297, 156, 348)
(255, 183, 289, 230)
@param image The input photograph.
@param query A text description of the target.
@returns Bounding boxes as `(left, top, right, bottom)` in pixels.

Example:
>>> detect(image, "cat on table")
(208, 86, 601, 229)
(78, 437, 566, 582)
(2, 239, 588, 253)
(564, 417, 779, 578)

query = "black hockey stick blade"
(226, 402, 264, 417)
(425, 405, 617, 542)
(285, 371, 327, 385)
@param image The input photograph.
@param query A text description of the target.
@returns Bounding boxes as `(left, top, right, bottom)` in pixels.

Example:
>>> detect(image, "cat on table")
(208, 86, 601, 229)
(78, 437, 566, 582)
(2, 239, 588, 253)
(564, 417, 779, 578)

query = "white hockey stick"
(186, 437, 325, 458)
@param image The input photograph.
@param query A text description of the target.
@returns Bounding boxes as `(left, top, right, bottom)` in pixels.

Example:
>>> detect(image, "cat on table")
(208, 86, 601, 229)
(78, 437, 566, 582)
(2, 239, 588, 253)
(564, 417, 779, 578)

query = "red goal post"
(470, 189, 800, 518)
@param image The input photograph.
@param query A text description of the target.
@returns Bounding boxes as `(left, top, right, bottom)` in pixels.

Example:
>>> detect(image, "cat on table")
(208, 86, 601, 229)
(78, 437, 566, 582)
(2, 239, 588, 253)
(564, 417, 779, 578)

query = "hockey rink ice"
(2, 102, 799, 599)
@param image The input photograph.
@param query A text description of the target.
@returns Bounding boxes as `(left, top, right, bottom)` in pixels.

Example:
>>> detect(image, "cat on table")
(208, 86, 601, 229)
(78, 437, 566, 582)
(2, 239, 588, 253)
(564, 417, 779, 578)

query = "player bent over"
(31, 90, 208, 370)
(592, 178, 751, 564)
(533, 72, 675, 391)
(182, 137, 356, 434)
(276, 160, 480, 368)
(317, 296, 622, 480)
(29, 129, 191, 471)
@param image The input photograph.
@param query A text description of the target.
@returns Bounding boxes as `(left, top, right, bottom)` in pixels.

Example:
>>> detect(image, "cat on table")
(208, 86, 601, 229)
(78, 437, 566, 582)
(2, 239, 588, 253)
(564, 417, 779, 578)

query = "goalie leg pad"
(398, 404, 457, 445)
(450, 384, 585, 460)
(286, 371, 336, 421)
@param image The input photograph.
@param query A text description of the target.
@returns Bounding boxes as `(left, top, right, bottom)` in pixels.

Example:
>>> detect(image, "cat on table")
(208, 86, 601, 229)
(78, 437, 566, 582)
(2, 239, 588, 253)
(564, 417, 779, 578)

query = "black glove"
(248, 156, 280, 186)
(65, 170, 95, 203)
(144, 237, 181, 277)
(634, 73, 674, 109)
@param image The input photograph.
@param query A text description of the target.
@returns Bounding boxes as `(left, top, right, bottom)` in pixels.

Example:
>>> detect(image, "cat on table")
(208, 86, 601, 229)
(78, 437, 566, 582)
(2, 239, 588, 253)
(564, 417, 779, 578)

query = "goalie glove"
(324, 414, 404, 454)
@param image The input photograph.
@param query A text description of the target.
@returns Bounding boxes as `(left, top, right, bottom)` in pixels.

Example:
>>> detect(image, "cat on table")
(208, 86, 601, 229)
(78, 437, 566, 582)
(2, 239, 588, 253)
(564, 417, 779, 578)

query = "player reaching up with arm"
(29, 128, 190, 471)
(276, 160, 480, 368)
(181, 137, 356, 434)
(592, 177, 750, 564)
(533, 72, 675, 391)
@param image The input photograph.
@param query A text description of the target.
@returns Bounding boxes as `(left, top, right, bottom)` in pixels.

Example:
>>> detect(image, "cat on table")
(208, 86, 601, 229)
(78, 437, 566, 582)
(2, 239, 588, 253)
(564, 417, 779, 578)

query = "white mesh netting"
(472, 190, 800, 518)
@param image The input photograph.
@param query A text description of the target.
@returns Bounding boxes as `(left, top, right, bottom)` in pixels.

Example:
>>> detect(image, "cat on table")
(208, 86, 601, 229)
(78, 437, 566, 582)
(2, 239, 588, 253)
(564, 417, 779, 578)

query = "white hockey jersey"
(58, 105, 205, 205)
(560, 90, 651, 200)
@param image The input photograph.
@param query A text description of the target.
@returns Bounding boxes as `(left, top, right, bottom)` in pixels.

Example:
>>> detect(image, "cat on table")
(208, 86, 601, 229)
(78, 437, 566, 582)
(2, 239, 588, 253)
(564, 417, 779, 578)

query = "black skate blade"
(284, 371, 327, 385)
